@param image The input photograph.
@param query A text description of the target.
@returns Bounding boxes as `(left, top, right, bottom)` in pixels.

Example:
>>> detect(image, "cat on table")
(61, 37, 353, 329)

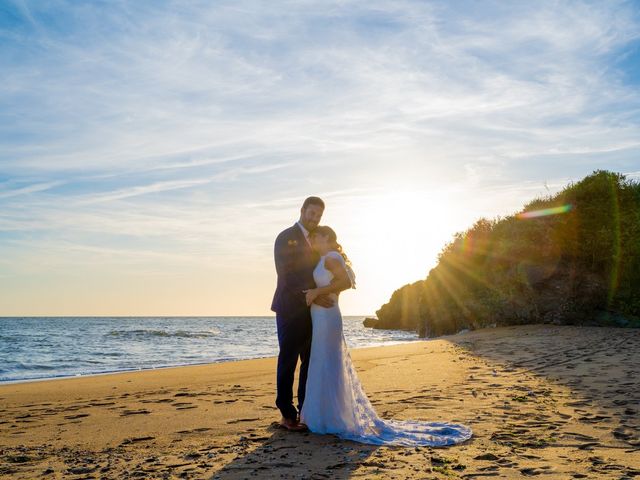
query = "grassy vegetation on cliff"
(374, 170, 640, 337)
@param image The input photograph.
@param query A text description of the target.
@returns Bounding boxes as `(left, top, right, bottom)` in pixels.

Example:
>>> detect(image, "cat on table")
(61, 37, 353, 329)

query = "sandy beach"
(1, 324, 638, 479)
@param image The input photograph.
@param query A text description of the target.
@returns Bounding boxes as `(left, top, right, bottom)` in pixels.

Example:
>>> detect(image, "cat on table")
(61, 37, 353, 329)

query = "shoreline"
(0, 315, 420, 385)
(0, 338, 423, 386)
(1, 324, 638, 479)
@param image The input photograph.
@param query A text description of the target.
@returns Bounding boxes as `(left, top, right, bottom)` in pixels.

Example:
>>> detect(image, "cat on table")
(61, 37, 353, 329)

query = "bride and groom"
(271, 196, 472, 446)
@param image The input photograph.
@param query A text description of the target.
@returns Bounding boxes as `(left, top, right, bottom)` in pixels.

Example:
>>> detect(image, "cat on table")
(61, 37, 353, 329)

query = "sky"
(1, 0, 639, 316)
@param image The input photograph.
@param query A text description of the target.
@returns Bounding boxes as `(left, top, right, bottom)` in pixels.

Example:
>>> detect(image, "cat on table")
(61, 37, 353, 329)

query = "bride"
(299, 226, 472, 446)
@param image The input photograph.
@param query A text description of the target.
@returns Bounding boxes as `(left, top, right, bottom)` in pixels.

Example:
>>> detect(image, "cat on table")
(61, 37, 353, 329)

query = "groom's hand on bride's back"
(313, 295, 334, 308)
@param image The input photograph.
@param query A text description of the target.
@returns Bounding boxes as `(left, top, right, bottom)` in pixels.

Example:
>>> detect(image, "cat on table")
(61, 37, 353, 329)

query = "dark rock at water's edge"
(362, 316, 420, 332)
(371, 170, 640, 338)
(362, 317, 379, 328)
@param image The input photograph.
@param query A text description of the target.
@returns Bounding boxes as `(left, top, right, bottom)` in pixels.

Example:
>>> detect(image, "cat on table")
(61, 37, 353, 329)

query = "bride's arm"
(304, 256, 352, 306)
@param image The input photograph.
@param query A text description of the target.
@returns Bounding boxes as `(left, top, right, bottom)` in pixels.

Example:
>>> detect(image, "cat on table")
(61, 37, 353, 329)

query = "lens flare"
(459, 235, 473, 254)
(607, 180, 621, 307)
(517, 204, 573, 219)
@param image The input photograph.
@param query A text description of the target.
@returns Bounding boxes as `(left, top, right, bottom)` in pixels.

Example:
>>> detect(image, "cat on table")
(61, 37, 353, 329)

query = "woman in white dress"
(299, 226, 472, 446)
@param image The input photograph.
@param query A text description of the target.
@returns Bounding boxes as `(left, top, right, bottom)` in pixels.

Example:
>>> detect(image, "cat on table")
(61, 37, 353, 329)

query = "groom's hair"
(302, 196, 325, 210)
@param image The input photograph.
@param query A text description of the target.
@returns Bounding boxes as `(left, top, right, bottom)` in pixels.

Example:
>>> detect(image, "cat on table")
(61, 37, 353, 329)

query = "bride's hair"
(312, 225, 352, 266)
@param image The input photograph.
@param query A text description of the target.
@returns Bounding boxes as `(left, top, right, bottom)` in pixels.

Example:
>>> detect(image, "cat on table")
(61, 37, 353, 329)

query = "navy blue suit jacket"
(271, 223, 319, 317)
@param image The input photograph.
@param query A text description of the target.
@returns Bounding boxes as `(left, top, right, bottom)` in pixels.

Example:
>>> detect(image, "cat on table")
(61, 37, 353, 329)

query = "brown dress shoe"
(279, 417, 306, 432)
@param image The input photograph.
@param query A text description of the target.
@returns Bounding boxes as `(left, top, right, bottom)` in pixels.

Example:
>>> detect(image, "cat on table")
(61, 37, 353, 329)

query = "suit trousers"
(275, 311, 312, 420)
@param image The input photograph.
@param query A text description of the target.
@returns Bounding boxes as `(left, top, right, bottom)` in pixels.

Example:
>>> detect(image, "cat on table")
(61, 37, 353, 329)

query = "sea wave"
(106, 329, 220, 339)
(11, 362, 58, 371)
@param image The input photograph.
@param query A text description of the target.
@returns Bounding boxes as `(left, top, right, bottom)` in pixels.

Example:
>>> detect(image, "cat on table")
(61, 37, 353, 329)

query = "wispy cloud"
(75, 163, 291, 204)
(0, 180, 64, 199)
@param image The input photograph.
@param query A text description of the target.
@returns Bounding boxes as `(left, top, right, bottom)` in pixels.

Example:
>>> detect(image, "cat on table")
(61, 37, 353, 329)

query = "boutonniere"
(287, 239, 298, 247)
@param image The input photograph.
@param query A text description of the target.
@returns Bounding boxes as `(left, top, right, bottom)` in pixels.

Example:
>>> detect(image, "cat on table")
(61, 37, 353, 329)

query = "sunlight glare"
(326, 191, 462, 315)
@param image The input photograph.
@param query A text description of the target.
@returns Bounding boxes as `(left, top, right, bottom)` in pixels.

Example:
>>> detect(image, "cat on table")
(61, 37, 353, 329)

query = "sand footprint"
(120, 409, 151, 416)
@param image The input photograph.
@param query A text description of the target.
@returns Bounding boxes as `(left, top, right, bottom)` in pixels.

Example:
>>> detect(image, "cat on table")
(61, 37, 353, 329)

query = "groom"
(271, 196, 334, 431)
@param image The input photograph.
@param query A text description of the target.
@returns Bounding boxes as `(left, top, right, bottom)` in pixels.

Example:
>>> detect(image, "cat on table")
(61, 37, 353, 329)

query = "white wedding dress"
(299, 251, 472, 446)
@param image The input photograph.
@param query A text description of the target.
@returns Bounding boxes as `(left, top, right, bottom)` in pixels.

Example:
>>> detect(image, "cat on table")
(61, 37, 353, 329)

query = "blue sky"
(1, 0, 639, 315)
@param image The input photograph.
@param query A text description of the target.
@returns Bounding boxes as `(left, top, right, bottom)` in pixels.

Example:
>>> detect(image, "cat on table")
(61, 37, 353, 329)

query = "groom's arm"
(313, 294, 335, 308)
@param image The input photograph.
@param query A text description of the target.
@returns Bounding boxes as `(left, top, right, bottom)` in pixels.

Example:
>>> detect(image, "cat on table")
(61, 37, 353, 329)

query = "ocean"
(0, 316, 418, 384)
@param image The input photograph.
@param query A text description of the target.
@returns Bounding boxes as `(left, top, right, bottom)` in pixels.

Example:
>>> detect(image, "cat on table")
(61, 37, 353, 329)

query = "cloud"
(0, 180, 64, 199)
(74, 163, 290, 204)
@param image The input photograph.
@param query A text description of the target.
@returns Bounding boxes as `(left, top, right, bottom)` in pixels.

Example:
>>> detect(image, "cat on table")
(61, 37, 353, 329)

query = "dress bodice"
(313, 251, 355, 290)
(313, 252, 339, 288)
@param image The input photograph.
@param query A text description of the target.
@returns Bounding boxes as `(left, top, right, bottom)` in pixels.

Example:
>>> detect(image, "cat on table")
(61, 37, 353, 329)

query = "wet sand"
(1, 324, 638, 479)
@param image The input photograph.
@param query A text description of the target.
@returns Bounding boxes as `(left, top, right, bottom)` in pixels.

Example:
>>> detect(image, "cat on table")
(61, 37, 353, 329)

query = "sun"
(326, 191, 464, 315)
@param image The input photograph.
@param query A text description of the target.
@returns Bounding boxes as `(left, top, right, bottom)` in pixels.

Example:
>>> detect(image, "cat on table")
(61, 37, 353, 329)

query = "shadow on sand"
(209, 424, 380, 479)
(445, 325, 640, 413)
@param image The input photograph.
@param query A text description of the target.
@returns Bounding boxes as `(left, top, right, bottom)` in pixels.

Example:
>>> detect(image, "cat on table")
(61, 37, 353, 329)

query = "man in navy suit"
(271, 196, 334, 431)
